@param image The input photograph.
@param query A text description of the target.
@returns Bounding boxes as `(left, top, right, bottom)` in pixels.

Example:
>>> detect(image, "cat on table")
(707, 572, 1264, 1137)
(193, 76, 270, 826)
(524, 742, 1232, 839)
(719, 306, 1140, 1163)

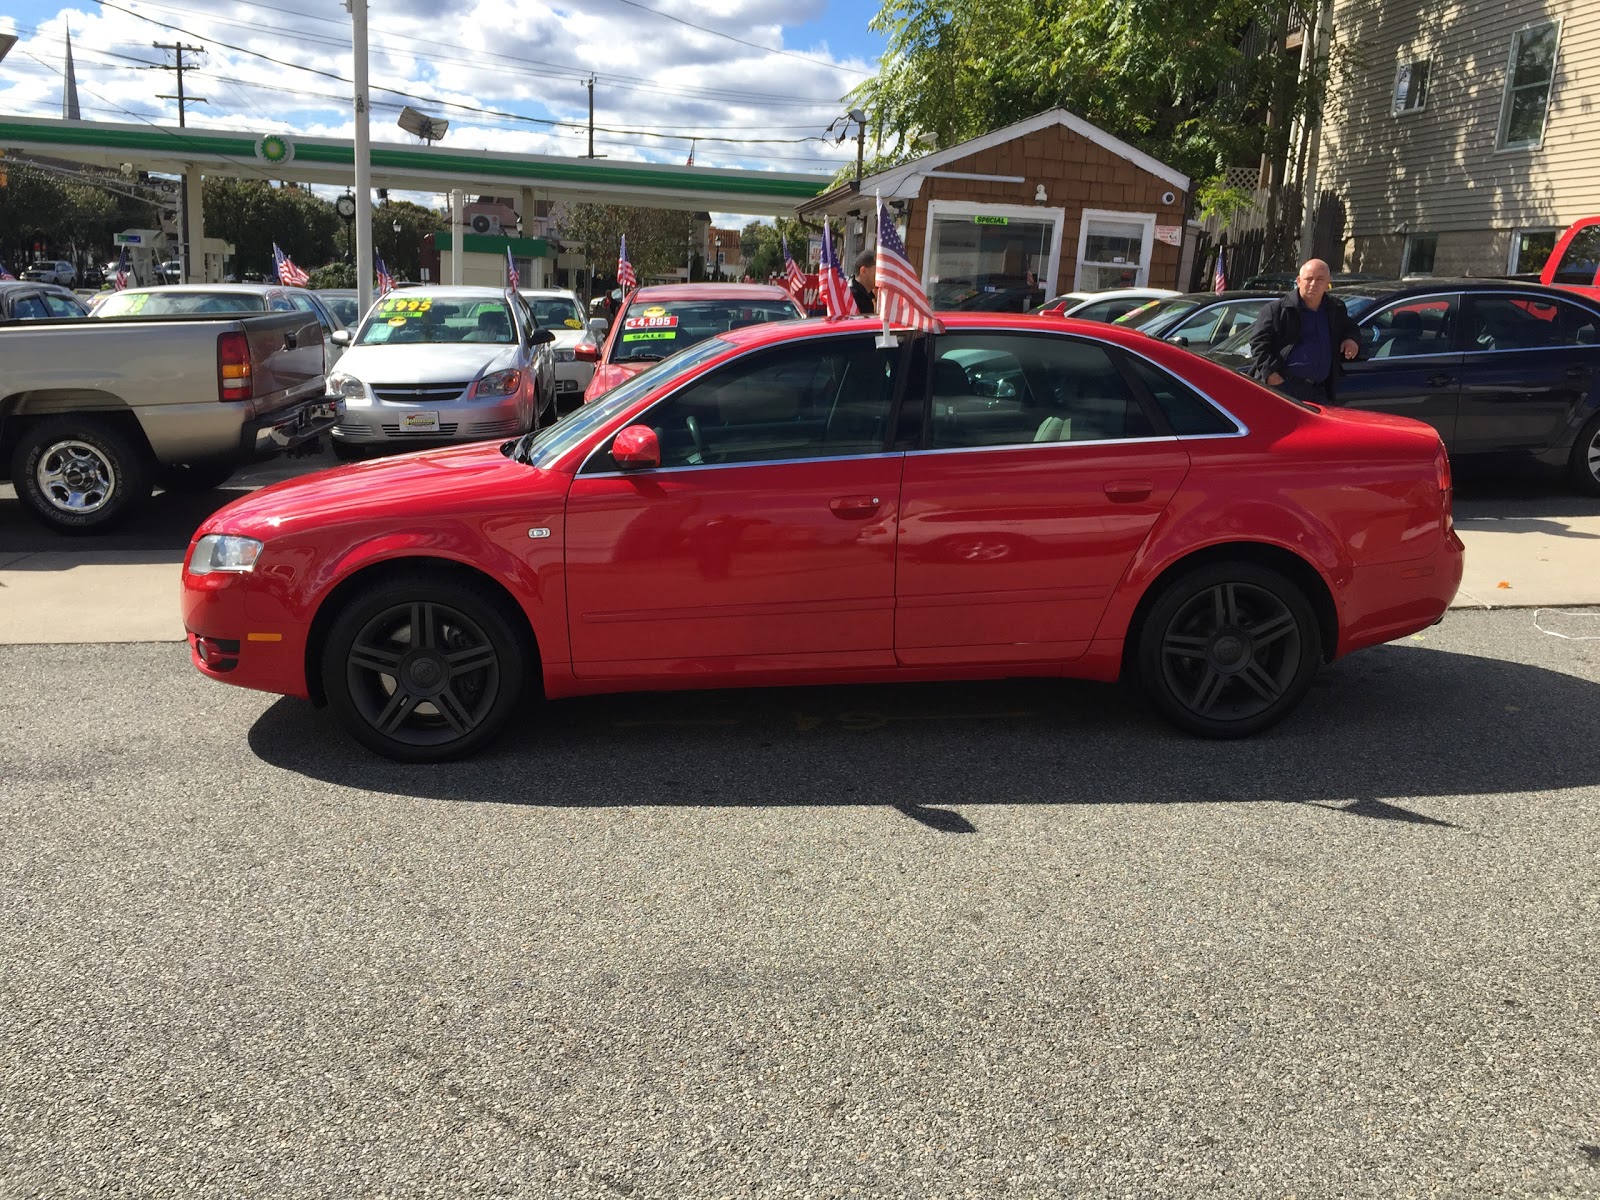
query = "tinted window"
(625, 336, 898, 468)
(1549, 226, 1600, 285)
(609, 297, 803, 365)
(9, 294, 50, 320)
(1068, 298, 1147, 324)
(43, 292, 88, 317)
(930, 333, 1155, 448)
(321, 294, 361, 326)
(1467, 294, 1600, 350)
(287, 292, 332, 332)
(1123, 356, 1239, 435)
(1165, 300, 1268, 348)
(1363, 295, 1459, 358)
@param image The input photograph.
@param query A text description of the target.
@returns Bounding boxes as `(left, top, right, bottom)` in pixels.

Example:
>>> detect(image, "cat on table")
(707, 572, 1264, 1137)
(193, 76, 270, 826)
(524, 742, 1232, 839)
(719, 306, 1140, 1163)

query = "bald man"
(1247, 258, 1362, 404)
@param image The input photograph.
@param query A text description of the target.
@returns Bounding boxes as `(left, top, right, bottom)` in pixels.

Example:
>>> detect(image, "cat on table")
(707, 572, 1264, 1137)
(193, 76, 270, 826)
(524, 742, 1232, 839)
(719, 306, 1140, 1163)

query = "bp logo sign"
(254, 135, 295, 165)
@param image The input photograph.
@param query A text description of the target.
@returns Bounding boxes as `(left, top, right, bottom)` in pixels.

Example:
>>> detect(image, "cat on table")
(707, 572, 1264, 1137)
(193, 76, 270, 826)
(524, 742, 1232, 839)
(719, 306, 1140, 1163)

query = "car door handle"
(1566, 365, 1587, 379)
(284, 331, 299, 350)
(829, 495, 882, 519)
(1426, 374, 1453, 388)
(1103, 480, 1153, 503)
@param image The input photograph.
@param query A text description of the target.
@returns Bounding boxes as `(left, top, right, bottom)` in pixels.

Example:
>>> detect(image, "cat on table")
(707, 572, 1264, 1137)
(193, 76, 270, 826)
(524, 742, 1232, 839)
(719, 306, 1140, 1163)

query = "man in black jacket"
(850, 251, 876, 316)
(1247, 258, 1362, 403)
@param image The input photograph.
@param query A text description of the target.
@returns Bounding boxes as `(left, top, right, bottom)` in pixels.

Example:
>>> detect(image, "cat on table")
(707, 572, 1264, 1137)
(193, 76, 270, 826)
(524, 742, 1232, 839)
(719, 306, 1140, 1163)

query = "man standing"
(1248, 258, 1362, 403)
(850, 250, 876, 316)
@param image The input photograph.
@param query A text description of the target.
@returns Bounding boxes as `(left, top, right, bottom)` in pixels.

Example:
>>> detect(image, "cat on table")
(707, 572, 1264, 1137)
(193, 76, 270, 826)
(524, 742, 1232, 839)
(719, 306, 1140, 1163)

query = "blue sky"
(0, 0, 889, 183)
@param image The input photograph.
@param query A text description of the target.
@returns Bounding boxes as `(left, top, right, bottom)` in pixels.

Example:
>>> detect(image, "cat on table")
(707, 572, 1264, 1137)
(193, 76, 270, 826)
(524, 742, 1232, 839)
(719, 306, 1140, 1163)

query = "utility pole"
(347, 0, 374, 315)
(586, 76, 595, 159)
(153, 42, 205, 282)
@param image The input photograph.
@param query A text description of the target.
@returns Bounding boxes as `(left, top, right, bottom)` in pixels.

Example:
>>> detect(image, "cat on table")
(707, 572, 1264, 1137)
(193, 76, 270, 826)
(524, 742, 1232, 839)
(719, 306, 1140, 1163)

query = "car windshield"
(525, 296, 586, 330)
(356, 295, 516, 345)
(321, 294, 361, 326)
(94, 291, 265, 316)
(511, 337, 729, 468)
(609, 297, 801, 364)
(1115, 297, 1199, 330)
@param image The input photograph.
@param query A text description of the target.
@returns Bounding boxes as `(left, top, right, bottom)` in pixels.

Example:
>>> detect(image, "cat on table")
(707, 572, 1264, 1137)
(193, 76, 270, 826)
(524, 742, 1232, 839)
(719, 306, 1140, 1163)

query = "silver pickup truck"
(0, 310, 337, 533)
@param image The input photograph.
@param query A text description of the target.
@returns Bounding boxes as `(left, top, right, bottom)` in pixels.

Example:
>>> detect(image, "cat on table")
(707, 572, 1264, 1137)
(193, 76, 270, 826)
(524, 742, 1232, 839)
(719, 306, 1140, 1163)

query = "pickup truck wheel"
(321, 575, 527, 762)
(157, 462, 236, 493)
(12, 418, 152, 534)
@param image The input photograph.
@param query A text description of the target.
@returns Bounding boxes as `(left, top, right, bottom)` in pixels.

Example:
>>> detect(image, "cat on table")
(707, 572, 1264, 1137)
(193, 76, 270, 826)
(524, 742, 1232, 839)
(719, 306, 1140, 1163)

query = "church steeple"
(63, 28, 81, 120)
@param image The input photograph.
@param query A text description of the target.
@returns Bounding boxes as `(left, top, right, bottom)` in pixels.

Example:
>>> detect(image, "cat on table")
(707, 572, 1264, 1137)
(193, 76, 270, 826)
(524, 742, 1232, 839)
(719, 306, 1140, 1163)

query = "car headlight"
(552, 348, 576, 363)
(328, 372, 368, 399)
(188, 534, 263, 575)
(476, 368, 522, 397)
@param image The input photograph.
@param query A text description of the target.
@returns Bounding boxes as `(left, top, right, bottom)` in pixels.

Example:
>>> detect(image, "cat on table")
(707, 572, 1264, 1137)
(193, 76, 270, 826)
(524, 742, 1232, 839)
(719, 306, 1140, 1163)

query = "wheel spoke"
(433, 685, 474, 735)
(1162, 631, 1210, 661)
(446, 644, 497, 677)
(1190, 668, 1228, 714)
(411, 602, 438, 650)
(349, 641, 403, 675)
(374, 688, 418, 734)
(1239, 660, 1284, 702)
(1249, 612, 1297, 652)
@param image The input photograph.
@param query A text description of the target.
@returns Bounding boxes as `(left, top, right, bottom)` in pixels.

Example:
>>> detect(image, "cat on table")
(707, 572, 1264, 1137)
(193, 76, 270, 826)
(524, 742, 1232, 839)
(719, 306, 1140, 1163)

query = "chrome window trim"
(1361, 288, 1600, 359)
(907, 435, 1183, 459)
(579, 449, 907, 480)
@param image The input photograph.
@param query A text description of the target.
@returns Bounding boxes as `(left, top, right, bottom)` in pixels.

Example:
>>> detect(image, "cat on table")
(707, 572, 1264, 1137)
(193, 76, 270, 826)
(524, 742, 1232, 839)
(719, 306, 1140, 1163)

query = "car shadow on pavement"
(247, 643, 1600, 824)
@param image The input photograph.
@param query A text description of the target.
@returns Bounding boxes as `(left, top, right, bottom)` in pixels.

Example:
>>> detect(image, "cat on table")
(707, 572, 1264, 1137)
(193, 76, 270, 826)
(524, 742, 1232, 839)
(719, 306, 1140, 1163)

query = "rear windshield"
(321, 294, 361, 326)
(525, 296, 586, 330)
(94, 292, 265, 316)
(1548, 226, 1600, 285)
(357, 296, 516, 345)
(609, 297, 802, 364)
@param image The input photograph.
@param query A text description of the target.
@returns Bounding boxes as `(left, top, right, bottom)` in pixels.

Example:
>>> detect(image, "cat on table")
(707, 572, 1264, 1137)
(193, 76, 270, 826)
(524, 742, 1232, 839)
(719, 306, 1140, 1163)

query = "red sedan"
(183, 314, 1463, 761)
(579, 283, 804, 403)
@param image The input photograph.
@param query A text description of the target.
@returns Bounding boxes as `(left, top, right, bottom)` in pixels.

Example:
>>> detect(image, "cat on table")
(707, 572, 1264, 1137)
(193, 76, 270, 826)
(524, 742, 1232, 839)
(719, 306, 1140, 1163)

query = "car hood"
(198, 441, 565, 541)
(333, 343, 519, 382)
(547, 327, 589, 348)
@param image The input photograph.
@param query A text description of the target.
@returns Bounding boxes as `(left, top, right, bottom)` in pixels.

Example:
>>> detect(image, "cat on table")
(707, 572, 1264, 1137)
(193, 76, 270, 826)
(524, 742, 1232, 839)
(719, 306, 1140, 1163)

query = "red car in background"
(183, 313, 1462, 761)
(1543, 216, 1600, 303)
(579, 282, 803, 403)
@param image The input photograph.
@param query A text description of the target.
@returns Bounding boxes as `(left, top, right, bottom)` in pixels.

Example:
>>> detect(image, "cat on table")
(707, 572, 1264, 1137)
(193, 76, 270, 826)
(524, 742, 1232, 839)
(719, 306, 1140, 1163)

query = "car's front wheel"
(1135, 561, 1322, 738)
(1568, 412, 1600, 496)
(321, 573, 529, 761)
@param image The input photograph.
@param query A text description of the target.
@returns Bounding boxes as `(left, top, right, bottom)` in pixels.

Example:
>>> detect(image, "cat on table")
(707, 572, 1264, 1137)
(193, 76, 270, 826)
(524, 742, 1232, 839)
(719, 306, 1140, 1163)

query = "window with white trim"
(1498, 21, 1560, 150)
(1393, 59, 1430, 113)
(1073, 210, 1156, 290)
(920, 201, 1065, 313)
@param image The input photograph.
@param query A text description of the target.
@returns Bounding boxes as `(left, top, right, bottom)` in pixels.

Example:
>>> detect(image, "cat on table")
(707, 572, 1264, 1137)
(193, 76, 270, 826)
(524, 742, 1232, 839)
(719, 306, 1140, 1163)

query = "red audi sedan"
(182, 314, 1463, 761)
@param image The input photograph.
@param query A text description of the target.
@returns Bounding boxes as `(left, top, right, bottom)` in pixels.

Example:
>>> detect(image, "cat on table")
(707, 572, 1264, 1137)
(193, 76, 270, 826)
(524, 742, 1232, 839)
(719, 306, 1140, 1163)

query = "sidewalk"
(4, 517, 1598, 645)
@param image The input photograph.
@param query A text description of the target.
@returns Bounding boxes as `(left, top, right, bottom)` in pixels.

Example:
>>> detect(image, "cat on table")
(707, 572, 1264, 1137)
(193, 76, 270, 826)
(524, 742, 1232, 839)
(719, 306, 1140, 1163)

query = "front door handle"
(1104, 480, 1153, 503)
(1426, 374, 1453, 388)
(283, 331, 299, 350)
(829, 495, 882, 519)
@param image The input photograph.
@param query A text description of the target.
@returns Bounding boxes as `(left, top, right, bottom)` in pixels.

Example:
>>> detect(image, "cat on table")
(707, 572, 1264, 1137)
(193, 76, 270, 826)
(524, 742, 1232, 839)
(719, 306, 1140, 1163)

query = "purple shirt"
(1285, 302, 1331, 382)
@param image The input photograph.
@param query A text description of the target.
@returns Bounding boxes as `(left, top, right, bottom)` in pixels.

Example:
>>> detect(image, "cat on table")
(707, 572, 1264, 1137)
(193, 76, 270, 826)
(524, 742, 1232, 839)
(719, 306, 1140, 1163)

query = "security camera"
(119, 162, 135, 178)
(1160, 190, 1176, 206)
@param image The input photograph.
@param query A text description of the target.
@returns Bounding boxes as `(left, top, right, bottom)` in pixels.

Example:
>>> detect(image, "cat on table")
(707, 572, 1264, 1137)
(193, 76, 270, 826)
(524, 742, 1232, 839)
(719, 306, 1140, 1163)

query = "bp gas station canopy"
(0, 114, 830, 216)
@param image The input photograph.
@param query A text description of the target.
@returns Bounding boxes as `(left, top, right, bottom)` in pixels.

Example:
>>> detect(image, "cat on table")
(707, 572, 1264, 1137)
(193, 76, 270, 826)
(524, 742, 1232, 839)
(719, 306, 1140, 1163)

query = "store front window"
(1074, 210, 1156, 290)
(922, 201, 1063, 313)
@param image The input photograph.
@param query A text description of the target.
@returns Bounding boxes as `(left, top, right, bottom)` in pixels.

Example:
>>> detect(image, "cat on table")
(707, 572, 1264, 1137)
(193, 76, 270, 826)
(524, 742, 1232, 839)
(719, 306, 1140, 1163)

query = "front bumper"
(331, 390, 529, 445)
(182, 570, 312, 700)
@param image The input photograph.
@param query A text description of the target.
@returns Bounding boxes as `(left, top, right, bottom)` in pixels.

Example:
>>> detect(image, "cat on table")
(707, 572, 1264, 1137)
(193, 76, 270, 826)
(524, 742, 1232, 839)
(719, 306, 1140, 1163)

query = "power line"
(610, 0, 872, 76)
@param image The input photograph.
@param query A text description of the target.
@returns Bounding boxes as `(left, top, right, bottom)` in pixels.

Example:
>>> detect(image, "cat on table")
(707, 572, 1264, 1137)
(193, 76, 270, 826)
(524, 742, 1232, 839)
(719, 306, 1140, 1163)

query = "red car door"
(895, 332, 1190, 666)
(565, 334, 906, 677)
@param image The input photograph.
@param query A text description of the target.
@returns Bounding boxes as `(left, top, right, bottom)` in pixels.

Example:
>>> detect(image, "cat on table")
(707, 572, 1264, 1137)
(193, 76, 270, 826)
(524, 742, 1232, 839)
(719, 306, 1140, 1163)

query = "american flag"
(617, 235, 637, 291)
(272, 243, 309, 287)
(875, 197, 942, 333)
(781, 233, 806, 304)
(685, 140, 695, 167)
(1213, 245, 1227, 295)
(817, 223, 855, 321)
(375, 253, 394, 296)
(0, 261, 15, 281)
(505, 246, 519, 291)
(114, 248, 130, 291)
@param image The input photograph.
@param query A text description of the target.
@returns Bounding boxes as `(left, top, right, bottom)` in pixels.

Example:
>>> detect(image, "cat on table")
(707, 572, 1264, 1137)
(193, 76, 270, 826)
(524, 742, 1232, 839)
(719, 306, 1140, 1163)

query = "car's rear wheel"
(1567, 412, 1600, 496)
(1135, 561, 1322, 738)
(12, 417, 152, 534)
(321, 574, 528, 762)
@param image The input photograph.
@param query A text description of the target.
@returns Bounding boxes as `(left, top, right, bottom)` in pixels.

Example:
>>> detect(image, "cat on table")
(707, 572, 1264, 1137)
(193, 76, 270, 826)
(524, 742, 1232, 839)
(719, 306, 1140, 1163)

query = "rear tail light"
(1435, 443, 1453, 528)
(217, 331, 253, 402)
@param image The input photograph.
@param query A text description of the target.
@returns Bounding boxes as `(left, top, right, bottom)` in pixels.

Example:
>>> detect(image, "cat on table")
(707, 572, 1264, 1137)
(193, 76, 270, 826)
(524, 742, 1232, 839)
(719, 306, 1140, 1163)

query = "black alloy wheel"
(322, 575, 528, 761)
(1136, 561, 1322, 738)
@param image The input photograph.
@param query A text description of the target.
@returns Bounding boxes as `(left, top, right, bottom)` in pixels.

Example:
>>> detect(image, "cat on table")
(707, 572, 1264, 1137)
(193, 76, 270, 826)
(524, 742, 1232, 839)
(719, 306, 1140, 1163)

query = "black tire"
(1135, 561, 1322, 739)
(157, 461, 236, 493)
(320, 573, 529, 762)
(11, 417, 152, 534)
(1567, 412, 1600, 496)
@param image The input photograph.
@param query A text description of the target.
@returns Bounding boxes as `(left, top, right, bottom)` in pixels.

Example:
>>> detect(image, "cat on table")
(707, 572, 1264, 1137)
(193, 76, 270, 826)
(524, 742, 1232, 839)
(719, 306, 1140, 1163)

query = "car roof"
(1334, 277, 1600, 305)
(713, 310, 1230, 351)
(112, 283, 306, 294)
(379, 285, 515, 299)
(1163, 290, 1279, 302)
(627, 282, 794, 301)
(520, 288, 579, 300)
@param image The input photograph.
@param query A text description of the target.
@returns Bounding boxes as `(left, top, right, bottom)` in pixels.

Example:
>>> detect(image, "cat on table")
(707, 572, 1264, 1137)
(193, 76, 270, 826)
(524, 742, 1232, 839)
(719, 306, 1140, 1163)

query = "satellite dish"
(397, 105, 449, 143)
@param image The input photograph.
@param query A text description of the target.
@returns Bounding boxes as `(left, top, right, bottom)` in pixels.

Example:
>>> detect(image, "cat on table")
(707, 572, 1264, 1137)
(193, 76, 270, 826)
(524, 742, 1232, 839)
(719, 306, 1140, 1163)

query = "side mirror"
(573, 342, 600, 363)
(612, 424, 661, 470)
(331, 329, 352, 346)
(1170, 334, 1190, 348)
(529, 327, 555, 346)
(588, 317, 609, 337)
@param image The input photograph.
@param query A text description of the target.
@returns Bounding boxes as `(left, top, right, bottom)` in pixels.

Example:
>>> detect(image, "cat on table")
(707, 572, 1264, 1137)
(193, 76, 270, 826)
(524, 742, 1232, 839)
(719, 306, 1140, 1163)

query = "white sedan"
(520, 287, 603, 408)
(1033, 286, 1180, 322)
(326, 286, 556, 460)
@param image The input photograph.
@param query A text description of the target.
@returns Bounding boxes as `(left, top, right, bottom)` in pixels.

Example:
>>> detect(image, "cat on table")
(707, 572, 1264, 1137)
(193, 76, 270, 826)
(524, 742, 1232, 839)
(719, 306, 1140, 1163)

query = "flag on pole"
(781, 233, 806, 304)
(617, 234, 637, 291)
(504, 245, 520, 291)
(272, 243, 309, 287)
(375, 253, 394, 296)
(817, 223, 857, 321)
(1212, 245, 1227, 295)
(875, 195, 942, 334)
(114, 247, 130, 291)
(685, 140, 695, 167)
(0, 262, 15, 281)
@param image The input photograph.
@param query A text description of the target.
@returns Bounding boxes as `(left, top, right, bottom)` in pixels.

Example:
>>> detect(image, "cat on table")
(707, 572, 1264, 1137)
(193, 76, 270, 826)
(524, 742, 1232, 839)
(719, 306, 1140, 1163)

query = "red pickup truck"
(1543, 217, 1600, 302)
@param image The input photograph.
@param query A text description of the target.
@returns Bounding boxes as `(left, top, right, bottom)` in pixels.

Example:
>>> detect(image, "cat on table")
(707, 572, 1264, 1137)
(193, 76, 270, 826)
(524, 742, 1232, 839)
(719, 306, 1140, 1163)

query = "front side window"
(929, 333, 1155, 448)
(607, 335, 900, 469)
(1466, 294, 1600, 351)
(1498, 21, 1560, 149)
(1363, 295, 1460, 358)
(1393, 59, 1431, 113)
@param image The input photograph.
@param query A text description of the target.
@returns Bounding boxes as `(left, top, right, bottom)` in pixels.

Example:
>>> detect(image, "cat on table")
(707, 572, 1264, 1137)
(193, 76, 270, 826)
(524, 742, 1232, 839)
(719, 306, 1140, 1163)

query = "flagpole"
(875, 191, 897, 350)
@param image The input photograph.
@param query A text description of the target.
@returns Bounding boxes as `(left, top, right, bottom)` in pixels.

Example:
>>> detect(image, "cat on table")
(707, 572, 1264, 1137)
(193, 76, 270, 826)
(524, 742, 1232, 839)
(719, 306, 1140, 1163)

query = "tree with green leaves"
(554, 204, 696, 293)
(738, 217, 816, 284)
(202, 178, 342, 278)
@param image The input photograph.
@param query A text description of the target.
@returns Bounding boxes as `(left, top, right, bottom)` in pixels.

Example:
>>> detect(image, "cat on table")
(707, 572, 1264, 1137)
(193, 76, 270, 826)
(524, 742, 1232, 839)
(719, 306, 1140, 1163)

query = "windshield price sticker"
(378, 296, 432, 315)
(623, 330, 677, 342)
(563, 318, 584, 329)
(624, 314, 679, 330)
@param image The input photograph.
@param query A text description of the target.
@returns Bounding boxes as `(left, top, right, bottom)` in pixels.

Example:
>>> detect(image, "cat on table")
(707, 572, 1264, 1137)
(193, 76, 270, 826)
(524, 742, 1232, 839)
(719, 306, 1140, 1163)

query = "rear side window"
(1466, 294, 1600, 350)
(1122, 355, 1239, 435)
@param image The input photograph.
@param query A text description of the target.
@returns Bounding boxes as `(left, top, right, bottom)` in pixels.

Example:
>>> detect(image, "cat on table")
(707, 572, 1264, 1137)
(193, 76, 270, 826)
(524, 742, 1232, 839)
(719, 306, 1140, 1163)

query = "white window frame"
(1496, 19, 1561, 151)
(1073, 209, 1158, 290)
(919, 199, 1067, 303)
(1507, 227, 1563, 275)
(1392, 58, 1431, 115)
